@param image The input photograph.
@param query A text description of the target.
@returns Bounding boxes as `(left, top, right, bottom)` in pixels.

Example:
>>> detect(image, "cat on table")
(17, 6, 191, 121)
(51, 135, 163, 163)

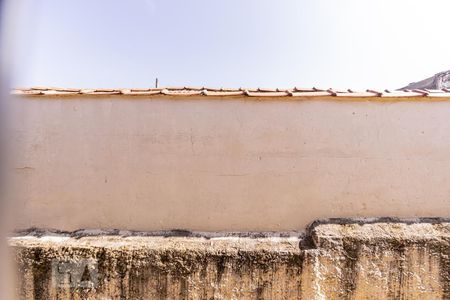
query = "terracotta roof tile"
(245, 90, 291, 97)
(290, 91, 333, 97)
(11, 87, 450, 99)
(202, 90, 244, 96)
(122, 89, 162, 96)
(161, 88, 203, 96)
(335, 91, 379, 97)
(15, 89, 44, 95)
(40, 90, 80, 95)
(295, 87, 320, 92)
(30, 86, 51, 91)
(380, 90, 427, 98)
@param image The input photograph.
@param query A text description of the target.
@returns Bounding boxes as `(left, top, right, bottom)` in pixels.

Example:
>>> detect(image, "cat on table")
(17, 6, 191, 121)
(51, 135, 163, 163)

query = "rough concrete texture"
(9, 220, 450, 299)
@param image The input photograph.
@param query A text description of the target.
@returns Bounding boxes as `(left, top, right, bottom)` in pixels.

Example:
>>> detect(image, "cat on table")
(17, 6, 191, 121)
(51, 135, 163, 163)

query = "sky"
(3, 0, 450, 90)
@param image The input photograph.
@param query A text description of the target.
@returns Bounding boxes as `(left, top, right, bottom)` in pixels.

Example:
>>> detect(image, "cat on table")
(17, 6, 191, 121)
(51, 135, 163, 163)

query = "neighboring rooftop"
(10, 86, 450, 99)
(400, 70, 450, 90)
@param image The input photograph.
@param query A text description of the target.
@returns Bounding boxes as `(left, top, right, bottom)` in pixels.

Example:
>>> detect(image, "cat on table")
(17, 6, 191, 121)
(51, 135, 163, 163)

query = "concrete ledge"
(10, 220, 450, 299)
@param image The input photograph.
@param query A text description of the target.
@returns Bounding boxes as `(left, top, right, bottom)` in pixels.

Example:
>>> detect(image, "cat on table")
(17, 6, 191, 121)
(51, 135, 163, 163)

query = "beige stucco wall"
(11, 96, 450, 231)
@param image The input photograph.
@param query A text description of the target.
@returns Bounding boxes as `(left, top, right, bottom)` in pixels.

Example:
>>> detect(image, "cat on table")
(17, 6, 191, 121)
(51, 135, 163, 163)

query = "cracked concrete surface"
(9, 219, 450, 299)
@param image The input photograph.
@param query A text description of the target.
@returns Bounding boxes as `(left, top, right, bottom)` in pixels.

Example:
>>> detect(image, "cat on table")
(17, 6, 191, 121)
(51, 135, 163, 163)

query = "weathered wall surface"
(11, 95, 450, 231)
(10, 221, 450, 299)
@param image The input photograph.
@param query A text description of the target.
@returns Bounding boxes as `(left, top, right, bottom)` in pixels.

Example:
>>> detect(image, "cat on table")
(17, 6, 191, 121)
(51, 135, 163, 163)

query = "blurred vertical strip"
(0, 0, 14, 298)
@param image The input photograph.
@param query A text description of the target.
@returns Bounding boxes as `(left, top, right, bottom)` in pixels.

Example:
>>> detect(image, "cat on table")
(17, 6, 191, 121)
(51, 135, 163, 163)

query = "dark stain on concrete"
(439, 241, 450, 300)
(341, 238, 360, 299)
(216, 255, 227, 283)
(31, 248, 51, 300)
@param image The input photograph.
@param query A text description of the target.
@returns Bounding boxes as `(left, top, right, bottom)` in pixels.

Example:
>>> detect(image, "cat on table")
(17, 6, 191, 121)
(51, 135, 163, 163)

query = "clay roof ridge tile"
(12, 86, 450, 99)
(326, 88, 337, 96)
(411, 89, 429, 96)
(366, 89, 383, 96)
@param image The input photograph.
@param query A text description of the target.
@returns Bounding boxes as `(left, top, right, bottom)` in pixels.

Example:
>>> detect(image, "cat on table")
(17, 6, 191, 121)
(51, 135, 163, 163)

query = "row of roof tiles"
(11, 87, 450, 98)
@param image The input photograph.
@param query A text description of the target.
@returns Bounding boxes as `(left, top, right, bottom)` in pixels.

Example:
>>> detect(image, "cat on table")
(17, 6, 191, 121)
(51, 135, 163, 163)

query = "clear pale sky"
(3, 0, 450, 89)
